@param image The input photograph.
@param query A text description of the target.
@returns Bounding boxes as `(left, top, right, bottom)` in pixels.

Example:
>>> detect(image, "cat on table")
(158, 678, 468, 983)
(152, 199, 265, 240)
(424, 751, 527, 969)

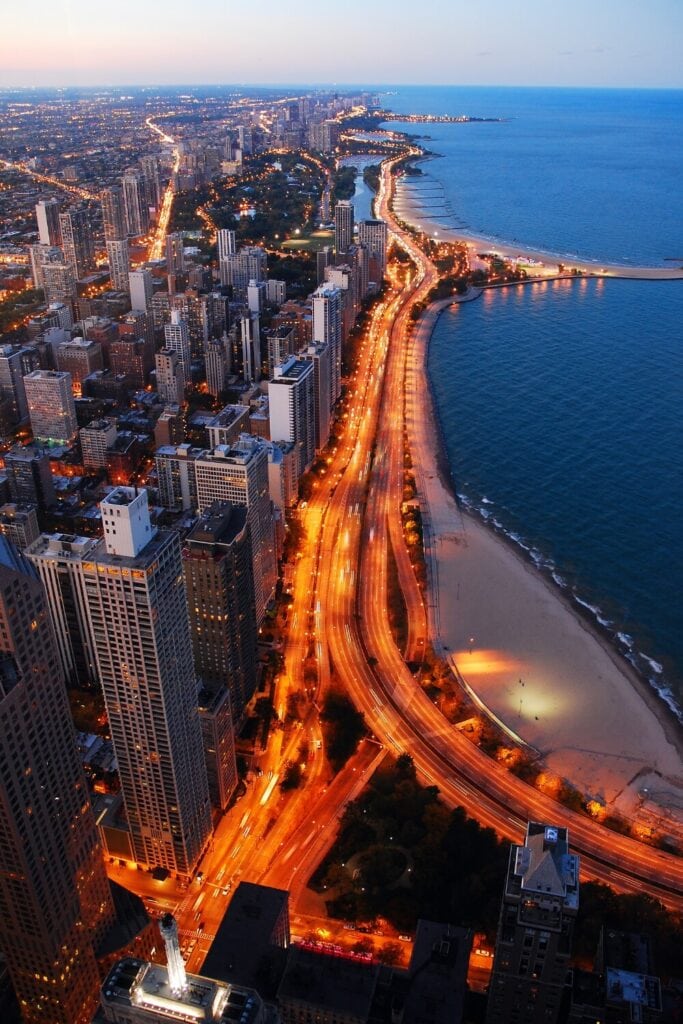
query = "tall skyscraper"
(28, 242, 63, 290)
(194, 440, 276, 624)
(101, 186, 126, 244)
(164, 310, 192, 383)
(268, 356, 316, 477)
(128, 268, 153, 311)
(334, 199, 354, 256)
(80, 488, 212, 877)
(240, 312, 261, 384)
(139, 155, 162, 211)
(59, 208, 95, 280)
(358, 218, 388, 280)
(155, 348, 186, 406)
(0, 537, 116, 1024)
(204, 336, 231, 399)
(41, 259, 77, 305)
(217, 228, 236, 263)
(183, 502, 258, 723)
(35, 198, 62, 246)
(23, 368, 78, 444)
(303, 341, 332, 451)
(0, 344, 30, 423)
(106, 238, 130, 292)
(165, 232, 185, 275)
(486, 822, 579, 1024)
(4, 444, 56, 510)
(312, 284, 343, 407)
(122, 168, 149, 237)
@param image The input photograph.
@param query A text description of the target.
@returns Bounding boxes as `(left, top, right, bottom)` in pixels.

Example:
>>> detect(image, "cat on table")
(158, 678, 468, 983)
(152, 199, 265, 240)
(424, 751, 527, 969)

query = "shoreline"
(393, 169, 683, 281)
(408, 297, 683, 828)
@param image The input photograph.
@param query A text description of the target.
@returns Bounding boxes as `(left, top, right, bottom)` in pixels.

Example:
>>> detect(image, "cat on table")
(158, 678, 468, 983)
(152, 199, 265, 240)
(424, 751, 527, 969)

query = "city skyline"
(1, 0, 682, 89)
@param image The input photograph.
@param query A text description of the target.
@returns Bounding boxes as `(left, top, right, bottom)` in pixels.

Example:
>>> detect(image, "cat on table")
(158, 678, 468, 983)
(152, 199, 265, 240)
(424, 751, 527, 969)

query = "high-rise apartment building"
(358, 218, 388, 281)
(155, 444, 202, 511)
(4, 444, 56, 510)
(268, 356, 316, 477)
(334, 200, 354, 256)
(0, 537, 116, 1024)
(303, 341, 332, 451)
(139, 155, 162, 211)
(183, 502, 258, 723)
(35, 198, 62, 246)
(29, 243, 63, 291)
(312, 284, 342, 407)
(166, 232, 185, 274)
(122, 169, 149, 237)
(0, 502, 40, 551)
(59, 207, 95, 280)
(220, 246, 267, 294)
(79, 417, 117, 469)
(26, 532, 101, 686)
(155, 348, 186, 406)
(240, 312, 261, 384)
(204, 336, 231, 399)
(128, 268, 153, 311)
(164, 310, 192, 383)
(101, 186, 126, 244)
(56, 337, 103, 395)
(198, 687, 239, 812)
(24, 368, 78, 444)
(194, 440, 276, 624)
(106, 238, 130, 292)
(0, 344, 30, 423)
(486, 822, 579, 1024)
(110, 336, 154, 389)
(217, 228, 236, 263)
(80, 488, 212, 877)
(41, 259, 77, 305)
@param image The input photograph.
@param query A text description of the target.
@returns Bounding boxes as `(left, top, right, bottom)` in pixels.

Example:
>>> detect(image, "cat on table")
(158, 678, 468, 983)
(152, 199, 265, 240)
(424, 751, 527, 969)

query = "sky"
(1, 0, 682, 89)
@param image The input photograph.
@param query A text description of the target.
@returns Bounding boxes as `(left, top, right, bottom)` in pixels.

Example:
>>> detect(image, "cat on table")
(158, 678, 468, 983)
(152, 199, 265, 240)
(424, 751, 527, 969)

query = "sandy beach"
(407, 298, 683, 836)
(393, 180, 683, 280)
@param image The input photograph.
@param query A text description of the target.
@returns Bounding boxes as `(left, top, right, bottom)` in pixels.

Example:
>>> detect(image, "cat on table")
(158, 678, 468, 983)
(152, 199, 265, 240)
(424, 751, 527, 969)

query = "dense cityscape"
(0, 56, 681, 1024)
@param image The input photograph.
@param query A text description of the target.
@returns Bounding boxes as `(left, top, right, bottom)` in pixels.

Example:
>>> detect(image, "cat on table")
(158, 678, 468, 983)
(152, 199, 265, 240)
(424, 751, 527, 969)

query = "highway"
(317, 150, 683, 912)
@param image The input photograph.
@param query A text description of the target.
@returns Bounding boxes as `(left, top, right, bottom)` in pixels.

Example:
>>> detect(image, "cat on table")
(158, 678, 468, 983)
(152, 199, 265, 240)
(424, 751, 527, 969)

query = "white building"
(164, 310, 192, 383)
(128, 268, 153, 311)
(312, 284, 342, 407)
(81, 488, 212, 878)
(35, 198, 61, 246)
(268, 356, 316, 477)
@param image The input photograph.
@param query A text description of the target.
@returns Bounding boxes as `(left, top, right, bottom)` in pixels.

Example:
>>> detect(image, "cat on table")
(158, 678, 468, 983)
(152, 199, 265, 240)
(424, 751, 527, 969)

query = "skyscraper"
(164, 310, 192, 383)
(217, 228, 236, 263)
(23, 368, 78, 444)
(312, 284, 342, 407)
(106, 238, 130, 292)
(194, 440, 276, 624)
(139, 155, 162, 211)
(101, 186, 126, 244)
(486, 822, 579, 1024)
(358, 218, 388, 281)
(166, 232, 185, 274)
(155, 348, 186, 406)
(80, 488, 212, 878)
(59, 207, 95, 280)
(122, 168, 149, 237)
(0, 344, 30, 423)
(128, 268, 154, 311)
(268, 356, 316, 477)
(183, 502, 258, 723)
(4, 444, 56, 510)
(41, 260, 77, 305)
(0, 537, 116, 1024)
(35, 198, 62, 246)
(334, 199, 354, 256)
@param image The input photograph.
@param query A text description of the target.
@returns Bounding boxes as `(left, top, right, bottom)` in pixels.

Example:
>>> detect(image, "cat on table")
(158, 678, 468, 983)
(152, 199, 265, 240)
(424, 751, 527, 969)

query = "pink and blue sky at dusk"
(1, 0, 681, 88)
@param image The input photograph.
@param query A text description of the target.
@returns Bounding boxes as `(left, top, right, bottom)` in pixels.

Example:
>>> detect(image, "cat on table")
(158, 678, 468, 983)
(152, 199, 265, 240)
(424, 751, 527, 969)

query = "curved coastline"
(392, 161, 683, 280)
(408, 296, 683, 829)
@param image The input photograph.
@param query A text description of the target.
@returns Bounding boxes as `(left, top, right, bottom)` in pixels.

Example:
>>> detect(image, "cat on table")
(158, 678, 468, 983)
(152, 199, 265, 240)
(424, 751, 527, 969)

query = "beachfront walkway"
(406, 294, 683, 835)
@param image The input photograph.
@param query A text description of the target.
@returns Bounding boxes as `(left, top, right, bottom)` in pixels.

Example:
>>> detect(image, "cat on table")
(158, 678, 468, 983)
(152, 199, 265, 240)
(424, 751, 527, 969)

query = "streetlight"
(469, 636, 474, 654)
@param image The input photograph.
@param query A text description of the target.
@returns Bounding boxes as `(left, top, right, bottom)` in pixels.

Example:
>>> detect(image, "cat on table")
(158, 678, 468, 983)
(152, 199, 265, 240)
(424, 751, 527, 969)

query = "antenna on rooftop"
(159, 913, 188, 995)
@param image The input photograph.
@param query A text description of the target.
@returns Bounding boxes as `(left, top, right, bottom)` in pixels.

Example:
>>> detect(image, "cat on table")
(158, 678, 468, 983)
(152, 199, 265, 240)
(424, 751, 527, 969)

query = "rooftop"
(277, 945, 379, 1019)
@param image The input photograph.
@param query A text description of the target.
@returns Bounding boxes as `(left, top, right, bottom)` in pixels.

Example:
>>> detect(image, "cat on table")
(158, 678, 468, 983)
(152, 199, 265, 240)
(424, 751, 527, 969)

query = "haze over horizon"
(1, 0, 681, 90)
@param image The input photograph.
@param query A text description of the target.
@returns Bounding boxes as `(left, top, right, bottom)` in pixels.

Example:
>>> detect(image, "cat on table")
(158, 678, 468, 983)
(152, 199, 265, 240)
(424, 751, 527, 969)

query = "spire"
(159, 913, 188, 995)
